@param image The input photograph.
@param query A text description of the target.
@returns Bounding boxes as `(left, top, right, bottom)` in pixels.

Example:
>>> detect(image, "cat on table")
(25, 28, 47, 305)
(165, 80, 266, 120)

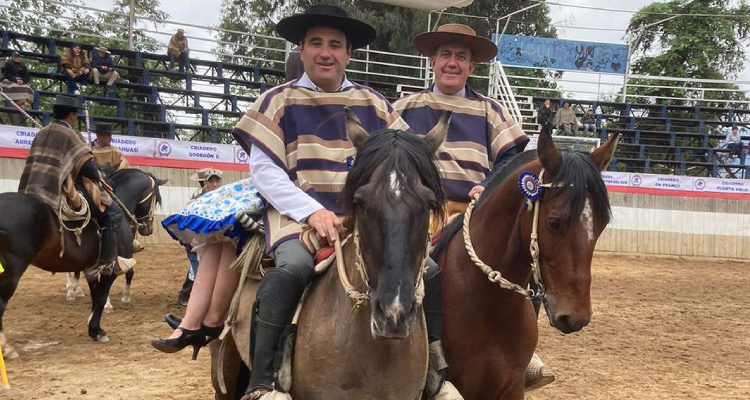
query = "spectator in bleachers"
(61, 44, 90, 94)
(1, 51, 34, 126)
(537, 98, 552, 127)
(552, 100, 578, 135)
(168, 29, 190, 73)
(581, 108, 596, 136)
(726, 126, 745, 160)
(91, 46, 120, 88)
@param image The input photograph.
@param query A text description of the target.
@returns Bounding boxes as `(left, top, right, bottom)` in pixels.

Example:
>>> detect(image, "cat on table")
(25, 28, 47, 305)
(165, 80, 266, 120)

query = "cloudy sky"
(82, 0, 748, 99)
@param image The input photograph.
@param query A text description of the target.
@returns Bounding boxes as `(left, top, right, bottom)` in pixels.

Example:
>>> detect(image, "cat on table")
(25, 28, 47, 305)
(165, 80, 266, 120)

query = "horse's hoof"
(120, 297, 131, 309)
(3, 348, 19, 360)
(104, 297, 114, 313)
(89, 328, 109, 342)
(66, 292, 77, 302)
(75, 288, 86, 297)
(90, 333, 109, 342)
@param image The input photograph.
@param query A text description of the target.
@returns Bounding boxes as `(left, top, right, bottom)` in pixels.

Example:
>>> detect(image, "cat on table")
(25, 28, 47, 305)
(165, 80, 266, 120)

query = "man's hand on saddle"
(308, 209, 345, 246)
(468, 185, 485, 200)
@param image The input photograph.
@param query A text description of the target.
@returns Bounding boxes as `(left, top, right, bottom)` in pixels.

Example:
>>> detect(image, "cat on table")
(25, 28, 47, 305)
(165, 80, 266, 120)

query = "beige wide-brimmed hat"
(413, 23, 498, 63)
(190, 167, 223, 182)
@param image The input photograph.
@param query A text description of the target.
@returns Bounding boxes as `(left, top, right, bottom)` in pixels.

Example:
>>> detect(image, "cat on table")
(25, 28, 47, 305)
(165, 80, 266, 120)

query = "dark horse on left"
(0, 168, 166, 359)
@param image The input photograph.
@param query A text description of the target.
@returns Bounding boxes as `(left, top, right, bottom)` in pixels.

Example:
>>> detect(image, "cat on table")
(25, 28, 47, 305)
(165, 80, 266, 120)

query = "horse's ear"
(590, 132, 620, 171)
(537, 123, 562, 176)
(155, 178, 168, 186)
(423, 111, 451, 154)
(344, 107, 369, 149)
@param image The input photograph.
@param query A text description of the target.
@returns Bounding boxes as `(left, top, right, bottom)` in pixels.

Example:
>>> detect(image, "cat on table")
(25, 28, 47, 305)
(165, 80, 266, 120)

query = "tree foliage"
(626, 0, 750, 106)
(214, 0, 559, 95)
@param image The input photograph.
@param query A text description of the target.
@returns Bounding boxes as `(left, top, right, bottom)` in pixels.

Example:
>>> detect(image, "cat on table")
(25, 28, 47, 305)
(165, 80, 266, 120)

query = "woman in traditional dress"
(151, 178, 264, 359)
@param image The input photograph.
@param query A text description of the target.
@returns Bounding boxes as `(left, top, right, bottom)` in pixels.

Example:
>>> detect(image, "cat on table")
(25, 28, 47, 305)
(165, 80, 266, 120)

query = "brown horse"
(211, 110, 450, 400)
(0, 169, 166, 359)
(432, 126, 619, 400)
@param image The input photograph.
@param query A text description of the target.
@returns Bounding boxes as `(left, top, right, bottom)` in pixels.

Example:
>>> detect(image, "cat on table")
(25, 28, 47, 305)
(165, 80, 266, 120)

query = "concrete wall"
(2, 157, 748, 259)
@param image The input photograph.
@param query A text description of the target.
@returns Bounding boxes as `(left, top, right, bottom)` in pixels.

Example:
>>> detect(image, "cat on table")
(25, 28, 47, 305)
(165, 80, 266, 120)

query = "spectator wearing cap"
(581, 108, 596, 136)
(176, 167, 223, 305)
(91, 46, 120, 87)
(168, 29, 190, 73)
(61, 44, 90, 94)
(91, 124, 129, 170)
(1, 51, 34, 126)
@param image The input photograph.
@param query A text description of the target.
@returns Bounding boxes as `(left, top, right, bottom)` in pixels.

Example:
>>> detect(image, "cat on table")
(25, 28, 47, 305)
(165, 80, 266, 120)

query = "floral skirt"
(161, 178, 265, 255)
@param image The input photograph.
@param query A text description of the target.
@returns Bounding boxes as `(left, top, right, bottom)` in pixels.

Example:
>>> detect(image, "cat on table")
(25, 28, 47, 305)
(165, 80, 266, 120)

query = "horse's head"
(341, 108, 448, 340)
(134, 173, 167, 236)
(111, 169, 167, 236)
(531, 124, 618, 334)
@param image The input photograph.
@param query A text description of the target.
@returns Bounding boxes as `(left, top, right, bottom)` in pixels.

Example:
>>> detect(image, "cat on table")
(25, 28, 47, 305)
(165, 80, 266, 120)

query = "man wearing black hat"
(91, 124, 130, 171)
(230, 5, 411, 400)
(18, 95, 134, 277)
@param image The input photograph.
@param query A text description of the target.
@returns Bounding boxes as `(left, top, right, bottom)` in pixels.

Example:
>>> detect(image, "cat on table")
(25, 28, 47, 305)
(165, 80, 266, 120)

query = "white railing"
(4, 0, 749, 123)
(489, 62, 524, 126)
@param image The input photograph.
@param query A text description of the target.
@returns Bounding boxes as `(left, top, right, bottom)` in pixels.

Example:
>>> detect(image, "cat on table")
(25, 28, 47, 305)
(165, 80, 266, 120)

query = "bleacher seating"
(518, 96, 749, 178)
(1, 29, 748, 179)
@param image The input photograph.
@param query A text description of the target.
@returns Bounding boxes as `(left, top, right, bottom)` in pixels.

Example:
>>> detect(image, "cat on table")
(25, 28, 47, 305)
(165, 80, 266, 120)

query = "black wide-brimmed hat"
(94, 123, 115, 135)
(275, 5, 376, 50)
(53, 95, 79, 110)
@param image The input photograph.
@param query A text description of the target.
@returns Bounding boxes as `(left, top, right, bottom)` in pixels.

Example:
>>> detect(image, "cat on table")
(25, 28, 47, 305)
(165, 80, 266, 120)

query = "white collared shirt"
(433, 84, 467, 98)
(248, 73, 354, 223)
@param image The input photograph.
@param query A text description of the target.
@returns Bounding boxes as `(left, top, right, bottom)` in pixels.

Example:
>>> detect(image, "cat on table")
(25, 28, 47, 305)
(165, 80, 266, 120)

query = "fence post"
(128, 0, 135, 51)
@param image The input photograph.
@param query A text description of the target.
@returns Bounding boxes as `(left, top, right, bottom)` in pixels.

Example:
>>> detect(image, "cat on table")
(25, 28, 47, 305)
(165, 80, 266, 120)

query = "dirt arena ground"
(2, 243, 749, 399)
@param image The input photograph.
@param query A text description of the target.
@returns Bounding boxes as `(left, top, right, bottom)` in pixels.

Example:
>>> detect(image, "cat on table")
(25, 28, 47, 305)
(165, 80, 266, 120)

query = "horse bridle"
(114, 176, 157, 233)
(134, 177, 157, 231)
(462, 168, 558, 303)
(334, 223, 430, 313)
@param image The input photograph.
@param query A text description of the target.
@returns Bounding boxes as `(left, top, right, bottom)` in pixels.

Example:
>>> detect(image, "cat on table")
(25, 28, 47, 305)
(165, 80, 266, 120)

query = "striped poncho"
(393, 86, 529, 202)
(232, 81, 409, 252)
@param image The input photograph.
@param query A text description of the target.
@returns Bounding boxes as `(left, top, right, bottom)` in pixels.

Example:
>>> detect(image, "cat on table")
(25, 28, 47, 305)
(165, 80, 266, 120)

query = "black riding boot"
(85, 215, 118, 279)
(423, 260, 448, 397)
(246, 267, 307, 394)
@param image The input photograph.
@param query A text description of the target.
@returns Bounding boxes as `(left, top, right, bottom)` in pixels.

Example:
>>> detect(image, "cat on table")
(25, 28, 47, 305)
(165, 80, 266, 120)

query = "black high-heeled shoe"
(202, 323, 224, 344)
(165, 314, 223, 343)
(151, 327, 207, 360)
(165, 313, 181, 330)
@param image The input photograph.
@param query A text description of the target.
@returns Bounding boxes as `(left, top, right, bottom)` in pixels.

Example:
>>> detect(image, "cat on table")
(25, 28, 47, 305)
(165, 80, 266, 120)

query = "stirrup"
(525, 352, 555, 391)
(115, 256, 137, 275)
(132, 238, 145, 253)
(429, 381, 464, 400)
(241, 389, 291, 400)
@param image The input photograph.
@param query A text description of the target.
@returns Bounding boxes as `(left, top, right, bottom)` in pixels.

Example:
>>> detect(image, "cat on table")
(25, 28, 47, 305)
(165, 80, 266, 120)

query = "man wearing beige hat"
(176, 167, 224, 305)
(168, 29, 190, 73)
(394, 24, 554, 393)
(91, 45, 120, 87)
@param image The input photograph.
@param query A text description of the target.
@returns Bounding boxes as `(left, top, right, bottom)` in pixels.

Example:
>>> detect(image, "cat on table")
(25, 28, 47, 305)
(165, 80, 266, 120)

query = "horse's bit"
(462, 168, 558, 303)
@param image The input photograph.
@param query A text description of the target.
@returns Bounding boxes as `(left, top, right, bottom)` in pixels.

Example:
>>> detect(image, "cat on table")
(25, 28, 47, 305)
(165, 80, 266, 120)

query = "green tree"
(0, 0, 83, 36)
(626, 0, 750, 107)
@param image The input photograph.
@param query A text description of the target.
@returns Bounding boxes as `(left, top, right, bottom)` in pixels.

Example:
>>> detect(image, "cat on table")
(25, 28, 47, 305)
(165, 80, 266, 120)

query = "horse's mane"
(431, 149, 611, 257)
(108, 168, 163, 206)
(340, 129, 445, 230)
